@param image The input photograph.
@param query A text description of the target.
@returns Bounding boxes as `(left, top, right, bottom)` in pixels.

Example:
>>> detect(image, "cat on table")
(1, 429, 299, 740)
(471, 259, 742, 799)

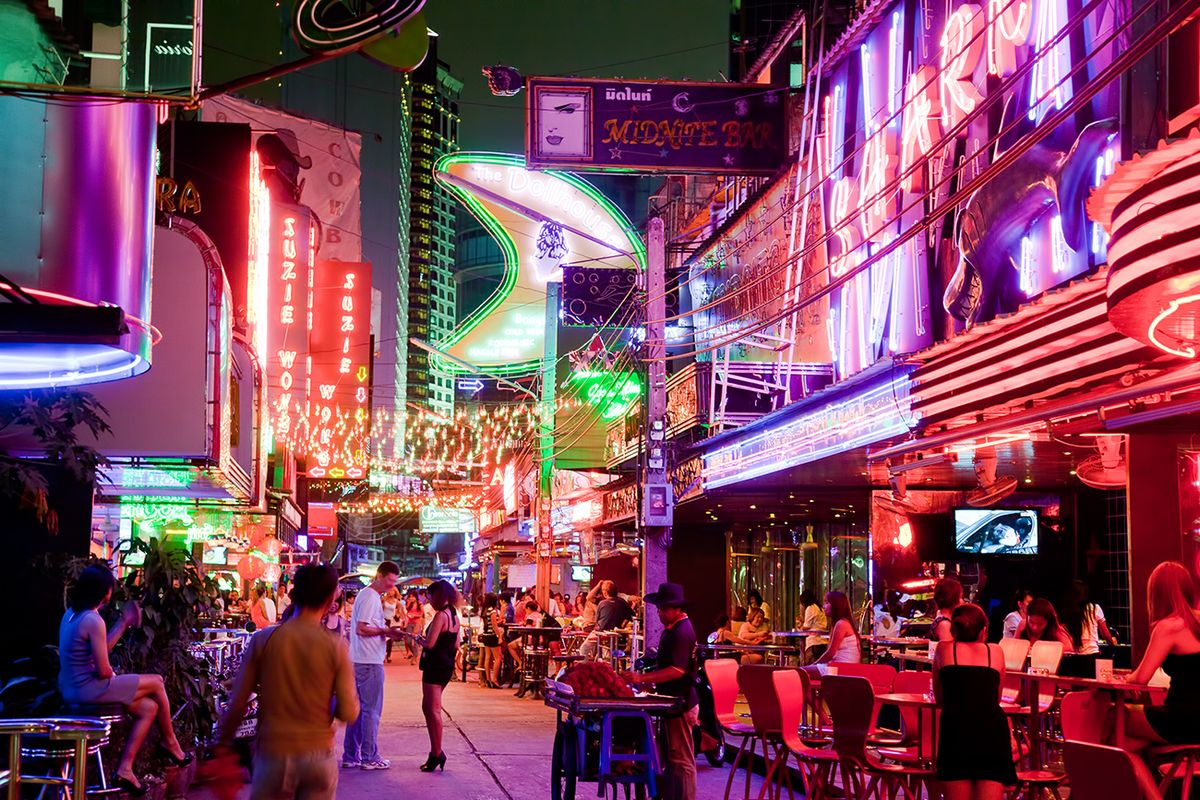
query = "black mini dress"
(936, 643, 1017, 786)
(420, 610, 459, 687)
(1145, 651, 1200, 744)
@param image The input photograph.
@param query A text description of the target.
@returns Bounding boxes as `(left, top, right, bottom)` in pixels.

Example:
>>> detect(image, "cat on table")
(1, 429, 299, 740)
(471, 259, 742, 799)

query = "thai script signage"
(527, 77, 788, 175)
(605, 364, 707, 467)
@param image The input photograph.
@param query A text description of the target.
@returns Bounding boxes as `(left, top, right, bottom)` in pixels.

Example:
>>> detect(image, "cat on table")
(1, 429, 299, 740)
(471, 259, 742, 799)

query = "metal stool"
(599, 710, 659, 798)
(8, 716, 111, 798)
(516, 647, 550, 699)
(60, 704, 125, 795)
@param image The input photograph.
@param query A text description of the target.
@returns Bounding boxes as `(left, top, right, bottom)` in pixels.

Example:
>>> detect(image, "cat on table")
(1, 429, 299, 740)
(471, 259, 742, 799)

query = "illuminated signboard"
(703, 370, 916, 488)
(267, 203, 314, 443)
(526, 77, 788, 175)
(432, 153, 645, 374)
(566, 369, 641, 421)
(306, 261, 371, 479)
(419, 506, 478, 535)
(806, 0, 1122, 379)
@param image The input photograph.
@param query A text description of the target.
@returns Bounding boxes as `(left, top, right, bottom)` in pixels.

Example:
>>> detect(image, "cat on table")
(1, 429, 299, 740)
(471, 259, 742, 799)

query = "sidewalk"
(206, 659, 766, 799)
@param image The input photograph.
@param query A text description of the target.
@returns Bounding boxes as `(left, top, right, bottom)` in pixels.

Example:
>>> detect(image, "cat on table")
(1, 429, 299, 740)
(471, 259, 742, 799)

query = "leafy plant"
(0, 389, 111, 531)
(114, 537, 221, 756)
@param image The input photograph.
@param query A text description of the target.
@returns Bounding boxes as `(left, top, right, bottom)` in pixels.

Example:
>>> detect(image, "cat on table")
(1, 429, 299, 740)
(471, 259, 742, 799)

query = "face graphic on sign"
(535, 89, 591, 158)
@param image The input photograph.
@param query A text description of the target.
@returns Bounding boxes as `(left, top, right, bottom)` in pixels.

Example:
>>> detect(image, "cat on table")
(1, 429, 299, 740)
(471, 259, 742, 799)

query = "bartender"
(622, 582, 698, 800)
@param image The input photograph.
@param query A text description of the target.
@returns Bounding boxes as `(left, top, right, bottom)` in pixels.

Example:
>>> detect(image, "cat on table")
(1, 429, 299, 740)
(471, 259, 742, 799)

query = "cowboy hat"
(644, 582, 688, 608)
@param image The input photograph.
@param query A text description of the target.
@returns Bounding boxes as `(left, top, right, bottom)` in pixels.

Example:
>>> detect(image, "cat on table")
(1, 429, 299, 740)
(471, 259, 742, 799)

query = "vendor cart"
(544, 679, 683, 800)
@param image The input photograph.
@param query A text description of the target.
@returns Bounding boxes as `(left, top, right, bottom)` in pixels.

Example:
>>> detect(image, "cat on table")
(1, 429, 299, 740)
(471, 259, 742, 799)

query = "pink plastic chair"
(873, 670, 934, 762)
(821, 675, 933, 800)
(1059, 691, 1108, 743)
(738, 665, 795, 800)
(773, 669, 839, 800)
(830, 663, 897, 740)
(999, 638, 1031, 704)
(706, 658, 757, 800)
(1063, 740, 1164, 799)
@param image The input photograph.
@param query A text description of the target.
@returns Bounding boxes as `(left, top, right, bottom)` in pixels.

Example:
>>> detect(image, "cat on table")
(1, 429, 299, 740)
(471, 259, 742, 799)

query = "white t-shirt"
(802, 604, 828, 648)
(1002, 611, 1022, 639)
(1079, 604, 1106, 655)
(350, 586, 387, 664)
(261, 597, 278, 624)
(422, 602, 435, 630)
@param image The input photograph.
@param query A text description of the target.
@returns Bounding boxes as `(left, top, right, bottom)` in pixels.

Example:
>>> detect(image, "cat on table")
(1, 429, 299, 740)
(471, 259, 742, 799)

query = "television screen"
(954, 508, 1038, 555)
(571, 565, 592, 582)
(202, 546, 228, 565)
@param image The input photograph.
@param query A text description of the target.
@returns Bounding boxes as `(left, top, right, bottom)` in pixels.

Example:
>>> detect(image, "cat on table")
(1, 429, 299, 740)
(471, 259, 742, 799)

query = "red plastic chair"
(821, 674, 933, 800)
(1058, 691, 1108, 743)
(873, 671, 933, 763)
(1063, 740, 1164, 799)
(830, 663, 898, 744)
(738, 665, 796, 800)
(706, 658, 757, 800)
(773, 669, 839, 800)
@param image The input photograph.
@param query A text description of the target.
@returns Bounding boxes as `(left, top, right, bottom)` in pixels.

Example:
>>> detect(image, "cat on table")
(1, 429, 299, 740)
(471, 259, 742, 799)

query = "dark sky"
(422, 1, 731, 153)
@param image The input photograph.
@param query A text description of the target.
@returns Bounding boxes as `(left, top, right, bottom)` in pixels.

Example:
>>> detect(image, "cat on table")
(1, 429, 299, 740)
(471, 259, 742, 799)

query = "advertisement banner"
(306, 261, 371, 479)
(266, 204, 314, 442)
(204, 96, 363, 264)
(527, 77, 788, 175)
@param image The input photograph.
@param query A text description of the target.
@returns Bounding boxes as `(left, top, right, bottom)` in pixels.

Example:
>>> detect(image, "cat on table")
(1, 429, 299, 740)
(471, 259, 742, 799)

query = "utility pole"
(535, 281, 560, 610)
(641, 218, 672, 645)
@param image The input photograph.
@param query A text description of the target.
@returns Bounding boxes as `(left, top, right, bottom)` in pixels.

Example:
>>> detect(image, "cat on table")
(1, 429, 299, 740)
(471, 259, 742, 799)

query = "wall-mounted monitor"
(954, 508, 1039, 556)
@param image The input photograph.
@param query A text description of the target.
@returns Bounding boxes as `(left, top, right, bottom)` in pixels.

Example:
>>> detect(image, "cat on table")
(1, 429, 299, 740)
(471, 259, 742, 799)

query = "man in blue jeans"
(344, 561, 400, 770)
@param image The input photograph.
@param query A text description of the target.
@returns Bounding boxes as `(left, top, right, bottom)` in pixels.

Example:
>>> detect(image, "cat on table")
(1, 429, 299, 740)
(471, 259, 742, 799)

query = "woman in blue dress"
(59, 565, 192, 795)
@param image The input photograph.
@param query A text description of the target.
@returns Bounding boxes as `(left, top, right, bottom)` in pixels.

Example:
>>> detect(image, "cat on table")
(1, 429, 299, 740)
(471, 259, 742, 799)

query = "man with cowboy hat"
(622, 582, 698, 800)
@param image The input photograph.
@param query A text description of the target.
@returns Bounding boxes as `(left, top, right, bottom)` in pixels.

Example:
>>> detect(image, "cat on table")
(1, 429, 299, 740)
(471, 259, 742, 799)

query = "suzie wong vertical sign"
(526, 77, 788, 175)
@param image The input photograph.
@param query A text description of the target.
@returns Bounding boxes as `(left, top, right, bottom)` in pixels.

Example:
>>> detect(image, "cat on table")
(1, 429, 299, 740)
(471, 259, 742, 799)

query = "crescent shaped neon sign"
(432, 153, 645, 375)
(292, 0, 426, 56)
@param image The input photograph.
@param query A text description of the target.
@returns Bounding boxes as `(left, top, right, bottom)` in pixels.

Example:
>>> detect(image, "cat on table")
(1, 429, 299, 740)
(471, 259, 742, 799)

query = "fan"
(875, 472, 920, 514)
(966, 450, 1018, 507)
(1076, 435, 1128, 489)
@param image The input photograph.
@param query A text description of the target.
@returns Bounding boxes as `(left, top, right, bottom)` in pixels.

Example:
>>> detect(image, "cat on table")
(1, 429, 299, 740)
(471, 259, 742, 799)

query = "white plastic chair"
(999, 638, 1031, 704)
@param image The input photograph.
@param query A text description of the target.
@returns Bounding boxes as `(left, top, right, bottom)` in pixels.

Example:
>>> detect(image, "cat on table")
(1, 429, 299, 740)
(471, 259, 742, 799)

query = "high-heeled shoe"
(157, 744, 194, 768)
(115, 774, 148, 796)
(418, 752, 446, 772)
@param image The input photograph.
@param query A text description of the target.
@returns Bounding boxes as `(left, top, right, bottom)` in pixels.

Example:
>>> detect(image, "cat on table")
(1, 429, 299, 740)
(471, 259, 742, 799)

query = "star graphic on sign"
(610, 146, 623, 160)
(722, 153, 735, 166)
(630, 104, 640, 115)
(658, 148, 670, 158)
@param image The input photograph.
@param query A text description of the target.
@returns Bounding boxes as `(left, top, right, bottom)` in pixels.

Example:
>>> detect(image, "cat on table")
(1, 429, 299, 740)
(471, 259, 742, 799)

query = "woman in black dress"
(933, 603, 1016, 800)
(403, 579, 461, 772)
(477, 593, 502, 688)
(1118, 562, 1200, 750)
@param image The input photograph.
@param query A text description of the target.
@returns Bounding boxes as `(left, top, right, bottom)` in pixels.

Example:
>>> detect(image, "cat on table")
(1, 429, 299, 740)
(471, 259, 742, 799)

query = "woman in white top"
(805, 591, 861, 674)
(737, 607, 772, 665)
(1068, 580, 1117, 655)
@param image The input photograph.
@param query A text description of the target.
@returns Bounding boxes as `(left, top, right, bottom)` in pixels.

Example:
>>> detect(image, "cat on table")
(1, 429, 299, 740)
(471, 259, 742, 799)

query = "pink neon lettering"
(939, 5, 985, 129)
(859, 128, 899, 241)
(987, 0, 1032, 76)
(900, 66, 942, 192)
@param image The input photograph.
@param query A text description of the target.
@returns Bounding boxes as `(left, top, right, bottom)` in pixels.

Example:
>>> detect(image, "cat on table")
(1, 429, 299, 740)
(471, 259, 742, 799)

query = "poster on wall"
(204, 96, 364, 264)
(527, 77, 788, 175)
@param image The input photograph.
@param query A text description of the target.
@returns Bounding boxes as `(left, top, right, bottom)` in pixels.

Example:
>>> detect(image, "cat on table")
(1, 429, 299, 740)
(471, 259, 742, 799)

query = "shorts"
(479, 633, 500, 647)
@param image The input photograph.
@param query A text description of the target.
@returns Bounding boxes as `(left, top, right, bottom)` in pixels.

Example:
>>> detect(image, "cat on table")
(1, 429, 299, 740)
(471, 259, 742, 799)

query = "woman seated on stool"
(933, 603, 1016, 800)
(737, 606, 772, 664)
(59, 565, 192, 796)
(1016, 597, 1075, 652)
(1114, 561, 1200, 752)
(803, 591, 862, 675)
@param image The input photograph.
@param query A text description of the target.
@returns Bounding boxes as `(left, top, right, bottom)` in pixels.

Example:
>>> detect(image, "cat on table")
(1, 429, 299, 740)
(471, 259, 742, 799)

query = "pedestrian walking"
(400, 579, 461, 772)
(214, 563, 359, 800)
(623, 582, 698, 800)
(344, 561, 401, 770)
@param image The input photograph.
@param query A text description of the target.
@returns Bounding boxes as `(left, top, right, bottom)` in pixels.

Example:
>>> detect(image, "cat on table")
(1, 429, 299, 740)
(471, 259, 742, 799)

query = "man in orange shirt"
(216, 564, 359, 799)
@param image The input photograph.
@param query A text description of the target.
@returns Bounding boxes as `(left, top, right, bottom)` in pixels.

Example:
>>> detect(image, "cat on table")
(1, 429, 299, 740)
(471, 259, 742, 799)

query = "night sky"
(423, 1, 730, 153)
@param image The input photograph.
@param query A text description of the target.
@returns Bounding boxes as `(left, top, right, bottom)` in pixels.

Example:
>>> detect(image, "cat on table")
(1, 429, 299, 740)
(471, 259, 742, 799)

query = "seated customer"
(1115, 562, 1200, 751)
(930, 577, 964, 642)
(736, 606, 772, 665)
(1017, 597, 1075, 652)
(804, 591, 861, 675)
(933, 604, 1016, 800)
(60, 566, 193, 795)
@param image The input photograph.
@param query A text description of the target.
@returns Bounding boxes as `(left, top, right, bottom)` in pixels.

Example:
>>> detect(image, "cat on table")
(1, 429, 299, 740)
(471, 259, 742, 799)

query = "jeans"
(251, 749, 338, 800)
(344, 663, 384, 761)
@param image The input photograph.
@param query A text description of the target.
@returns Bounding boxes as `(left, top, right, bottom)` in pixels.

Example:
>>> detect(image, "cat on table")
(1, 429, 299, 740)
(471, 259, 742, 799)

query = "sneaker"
(341, 759, 361, 769)
(360, 759, 391, 771)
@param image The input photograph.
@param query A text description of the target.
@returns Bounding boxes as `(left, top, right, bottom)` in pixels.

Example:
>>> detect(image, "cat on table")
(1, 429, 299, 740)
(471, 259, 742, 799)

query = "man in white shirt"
(1002, 589, 1033, 639)
(344, 562, 400, 771)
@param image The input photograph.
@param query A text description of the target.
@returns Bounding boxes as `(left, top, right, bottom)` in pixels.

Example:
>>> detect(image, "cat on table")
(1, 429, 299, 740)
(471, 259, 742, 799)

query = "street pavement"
(194, 658, 767, 799)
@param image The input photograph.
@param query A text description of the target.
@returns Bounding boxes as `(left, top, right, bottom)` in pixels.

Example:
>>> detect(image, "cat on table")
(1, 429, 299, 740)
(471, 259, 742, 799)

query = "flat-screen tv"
(202, 546, 228, 565)
(571, 565, 592, 582)
(954, 508, 1039, 555)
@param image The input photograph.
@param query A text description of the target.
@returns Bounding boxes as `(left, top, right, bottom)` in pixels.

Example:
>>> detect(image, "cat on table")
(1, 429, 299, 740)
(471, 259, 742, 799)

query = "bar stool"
(517, 645, 550, 699)
(59, 704, 126, 794)
(598, 710, 659, 799)
(10, 716, 111, 799)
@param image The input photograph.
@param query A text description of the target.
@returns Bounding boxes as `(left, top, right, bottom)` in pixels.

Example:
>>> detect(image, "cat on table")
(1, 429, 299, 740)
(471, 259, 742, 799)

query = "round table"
(875, 692, 939, 765)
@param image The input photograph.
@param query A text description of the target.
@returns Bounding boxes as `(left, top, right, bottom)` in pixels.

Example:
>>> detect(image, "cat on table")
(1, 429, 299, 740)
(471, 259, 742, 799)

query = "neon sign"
(433, 153, 645, 374)
(703, 372, 916, 488)
(566, 369, 642, 421)
(305, 261, 370, 479)
(266, 205, 314, 444)
(939, 5, 986, 130)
